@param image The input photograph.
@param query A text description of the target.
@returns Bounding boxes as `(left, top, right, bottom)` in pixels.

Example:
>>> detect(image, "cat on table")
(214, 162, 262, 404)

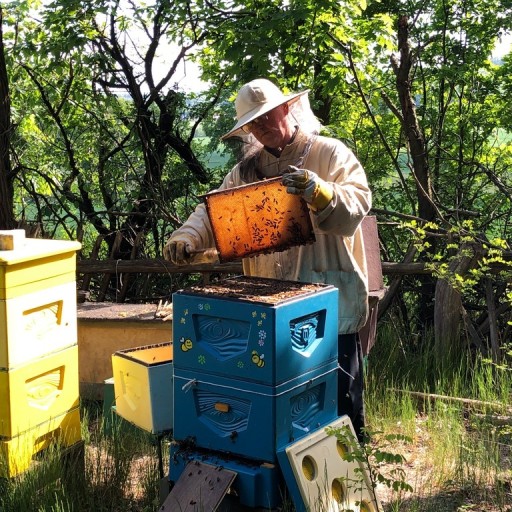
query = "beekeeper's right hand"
(163, 235, 197, 265)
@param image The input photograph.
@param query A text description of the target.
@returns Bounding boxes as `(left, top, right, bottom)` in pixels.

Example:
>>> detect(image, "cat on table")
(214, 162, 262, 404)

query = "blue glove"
(281, 165, 333, 210)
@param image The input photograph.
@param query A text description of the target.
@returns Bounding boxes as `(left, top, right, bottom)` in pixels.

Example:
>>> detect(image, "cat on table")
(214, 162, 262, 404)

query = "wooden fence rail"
(76, 258, 243, 275)
(76, 259, 511, 276)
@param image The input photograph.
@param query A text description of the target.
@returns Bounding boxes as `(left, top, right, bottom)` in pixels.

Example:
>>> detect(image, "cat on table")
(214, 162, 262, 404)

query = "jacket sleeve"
(310, 138, 372, 237)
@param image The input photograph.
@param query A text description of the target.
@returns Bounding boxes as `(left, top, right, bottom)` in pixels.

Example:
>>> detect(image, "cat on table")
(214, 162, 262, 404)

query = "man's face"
(245, 103, 295, 149)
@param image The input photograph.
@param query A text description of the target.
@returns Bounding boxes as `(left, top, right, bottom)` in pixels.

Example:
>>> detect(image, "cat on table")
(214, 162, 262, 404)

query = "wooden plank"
(359, 216, 385, 355)
(361, 216, 384, 292)
(118, 231, 144, 302)
(97, 231, 123, 301)
(77, 258, 243, 275)
(81, 235, 104, 291)
(76, 258, 431, 276)
(161, 460, 237, 512)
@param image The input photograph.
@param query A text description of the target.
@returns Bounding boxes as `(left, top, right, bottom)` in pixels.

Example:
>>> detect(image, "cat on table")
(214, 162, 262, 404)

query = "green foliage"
(2, 0, 512, 322)
(3, 0, 237, 258)
(326, 423, 414, 510)
(397, 216, 512, 349)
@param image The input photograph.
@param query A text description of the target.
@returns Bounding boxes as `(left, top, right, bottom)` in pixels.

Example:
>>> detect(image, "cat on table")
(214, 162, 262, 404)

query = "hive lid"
(204, 177, 315, 263)
(0, 237, 82, 266)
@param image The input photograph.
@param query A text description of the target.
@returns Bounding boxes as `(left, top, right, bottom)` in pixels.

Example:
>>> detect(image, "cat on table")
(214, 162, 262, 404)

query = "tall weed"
(366, 317, 512, 510)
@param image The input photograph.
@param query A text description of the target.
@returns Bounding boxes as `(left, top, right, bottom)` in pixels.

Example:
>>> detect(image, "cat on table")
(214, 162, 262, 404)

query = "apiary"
(173, 359, 337, 463)
(169, 274, 341, 508)
(172, 276, 338, 386)
(203, 177, 315, 262)
(112, 342, 173, 434)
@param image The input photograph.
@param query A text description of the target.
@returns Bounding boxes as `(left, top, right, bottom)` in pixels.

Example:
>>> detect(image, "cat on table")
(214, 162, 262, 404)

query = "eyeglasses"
(241, 113, 270, 133)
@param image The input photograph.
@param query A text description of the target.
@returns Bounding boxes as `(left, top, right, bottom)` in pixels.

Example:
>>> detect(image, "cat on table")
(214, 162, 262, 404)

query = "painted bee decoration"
(180, 336, 193, 352)
(251, 350, 265, 368)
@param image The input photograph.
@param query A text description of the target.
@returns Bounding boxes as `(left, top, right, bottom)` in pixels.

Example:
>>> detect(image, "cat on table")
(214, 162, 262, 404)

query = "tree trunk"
(0, 7, 15, 230)
(393, 15, 437, 330)
(394, 15, 435, 223)
(434, 243, 482, 352)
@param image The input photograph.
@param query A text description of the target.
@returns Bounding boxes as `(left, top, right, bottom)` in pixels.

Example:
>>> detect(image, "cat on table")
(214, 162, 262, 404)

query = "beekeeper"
(163, 78, 372, 442)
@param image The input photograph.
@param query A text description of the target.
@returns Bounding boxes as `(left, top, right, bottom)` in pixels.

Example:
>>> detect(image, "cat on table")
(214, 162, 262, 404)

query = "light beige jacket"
(170, 129, 372, 334)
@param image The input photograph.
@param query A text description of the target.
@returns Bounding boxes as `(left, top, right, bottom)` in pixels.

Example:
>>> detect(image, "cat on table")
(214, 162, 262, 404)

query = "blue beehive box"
(172, 277, 338, 385)
(169, 444, 283, 510)
(172, 360, 338, 463)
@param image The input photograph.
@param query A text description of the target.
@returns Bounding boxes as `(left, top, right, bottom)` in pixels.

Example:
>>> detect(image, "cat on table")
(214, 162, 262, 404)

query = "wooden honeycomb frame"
(204, 177, 315, 263)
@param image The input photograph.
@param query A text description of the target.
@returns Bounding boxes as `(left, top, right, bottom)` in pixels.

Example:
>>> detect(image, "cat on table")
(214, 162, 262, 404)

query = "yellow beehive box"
(0, 345, 79, 438)
(0, 281, 78, 369)
(0, 238, 81, 300)
(0, 406, 81, 478)
(112, 342, 173, 434)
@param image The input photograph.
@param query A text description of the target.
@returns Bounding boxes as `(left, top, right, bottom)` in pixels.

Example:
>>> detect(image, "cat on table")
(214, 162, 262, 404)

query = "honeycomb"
(204, 177, 315, 263)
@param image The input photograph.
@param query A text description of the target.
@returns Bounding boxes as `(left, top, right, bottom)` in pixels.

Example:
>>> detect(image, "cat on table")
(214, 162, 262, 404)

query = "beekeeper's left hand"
(281, 165, 334, 211)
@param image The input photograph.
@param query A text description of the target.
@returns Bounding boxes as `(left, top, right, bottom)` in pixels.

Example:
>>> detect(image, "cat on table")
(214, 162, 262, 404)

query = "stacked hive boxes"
(0, 236, 82, 477)
(169, 276, 339, 509)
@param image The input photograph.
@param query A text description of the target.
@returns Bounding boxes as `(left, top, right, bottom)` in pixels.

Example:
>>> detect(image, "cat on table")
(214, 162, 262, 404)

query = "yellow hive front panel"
(0, 238, 81, 299)
(0, 345, 79, 438)
(0, 406, 82, 478)
(112, 343, 173, 433)
(112, 350, 153, 433)
(284, 416, 381, 512)
(0, 281, 78, 369)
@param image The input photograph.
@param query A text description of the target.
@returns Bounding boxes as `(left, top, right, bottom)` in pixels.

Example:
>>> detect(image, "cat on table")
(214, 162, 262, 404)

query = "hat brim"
(221, 89, 309, 140)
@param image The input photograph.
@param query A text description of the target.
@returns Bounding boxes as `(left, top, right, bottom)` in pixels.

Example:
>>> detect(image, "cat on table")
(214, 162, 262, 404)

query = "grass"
(366, 321, 512, 511)
(0, 403, 166, 511)
(1, 320, 512, 511)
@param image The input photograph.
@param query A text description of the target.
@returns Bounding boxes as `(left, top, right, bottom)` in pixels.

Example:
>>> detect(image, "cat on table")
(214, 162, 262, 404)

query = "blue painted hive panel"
(168, 446, 283, 510)
(172, 277, 338, 385)
(172, 361, 338, 463)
